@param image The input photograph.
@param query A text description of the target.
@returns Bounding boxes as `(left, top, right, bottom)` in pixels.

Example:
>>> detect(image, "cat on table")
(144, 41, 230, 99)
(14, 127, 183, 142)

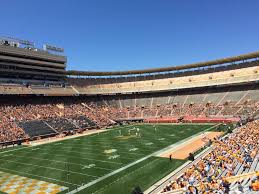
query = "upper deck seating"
(73, 66, 259, 94)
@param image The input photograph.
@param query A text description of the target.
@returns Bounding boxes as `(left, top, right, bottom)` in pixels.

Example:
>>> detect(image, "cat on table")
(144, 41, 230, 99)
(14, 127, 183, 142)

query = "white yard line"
(67, 152, 155, 194)
(87, 139, 162, 145)
(15, 150, 123, 165)
(0, 158, 99, 178)
(0, 124, 219, 194)
(0, 166, 79, 186)
(25, 148, 136, 161)
(0, 126, 129, 153)
(67, 124, 219, 194)
(53, 145, 146, 156)
(2, 154, 13, 157)
(59, 142, 158, 152)
(64, 137, 165, 147)
(0, 146, 30, 154)
(0, 154, 114, 171)
(53, 147, 136, 160)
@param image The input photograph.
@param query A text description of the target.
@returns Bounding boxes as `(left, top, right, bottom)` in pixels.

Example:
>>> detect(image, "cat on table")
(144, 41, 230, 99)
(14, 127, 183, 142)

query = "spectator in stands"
(250, 172, 259, 191)
(0, 97, 118, 143)
(186, 185, 198, 194)
(162, 120, 259, 193)
(188, 153, 195, 161)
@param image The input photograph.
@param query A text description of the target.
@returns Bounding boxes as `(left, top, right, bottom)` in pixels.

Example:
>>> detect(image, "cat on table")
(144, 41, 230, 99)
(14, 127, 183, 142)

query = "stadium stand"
(160, 120, 259, 193)
(18, 120, 57, 137)
(1, 38, 259, 194)
(1, 82, 259, 142)
(0, 97, 101, 143)
(1, 81, 259, 143)
(45, 118, 78, 132)
(67, 115, 96, 129)
(69, 65, 259, 95)
(2, 83, 259, 143)
(0, 38, 258, 184)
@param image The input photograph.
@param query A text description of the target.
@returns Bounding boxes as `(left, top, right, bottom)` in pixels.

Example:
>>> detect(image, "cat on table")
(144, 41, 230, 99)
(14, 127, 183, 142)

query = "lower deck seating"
(46, 118, 77, 132)
(68, 116, 96, 128)
(19, 120, 57, 137)
(19, 116, 97, 137)
(229, 157, 259, 193)
(0, 85, 258, 143)
(160, 120, 259, 193)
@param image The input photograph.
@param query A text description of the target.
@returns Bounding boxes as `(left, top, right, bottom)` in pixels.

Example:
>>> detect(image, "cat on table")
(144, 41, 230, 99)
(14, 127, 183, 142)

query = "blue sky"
(1, 0, 259, 71)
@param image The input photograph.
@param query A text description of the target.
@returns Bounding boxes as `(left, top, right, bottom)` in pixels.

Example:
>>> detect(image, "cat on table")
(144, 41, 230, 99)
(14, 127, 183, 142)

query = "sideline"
(67, 124, 219, 194)
(0, 124, 132, 154)
(27, 129, 107, 146)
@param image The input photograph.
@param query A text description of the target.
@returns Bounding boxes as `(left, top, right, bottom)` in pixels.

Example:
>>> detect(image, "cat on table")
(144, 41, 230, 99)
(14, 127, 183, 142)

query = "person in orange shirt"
(250, 172, 259, 191)
(250, 179, 259, 191)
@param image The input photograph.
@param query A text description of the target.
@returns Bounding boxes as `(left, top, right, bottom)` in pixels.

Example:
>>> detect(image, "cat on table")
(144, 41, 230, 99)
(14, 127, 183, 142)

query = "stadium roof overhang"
(66, 51, 259, 76)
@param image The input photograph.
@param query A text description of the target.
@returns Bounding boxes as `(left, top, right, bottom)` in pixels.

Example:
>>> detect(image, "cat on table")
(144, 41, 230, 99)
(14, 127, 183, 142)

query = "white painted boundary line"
(67, 124, 219, 194)
(144, 147, 213, 194)
(92, 158, 161, 194)
(25, 124, 131, 147)
(28, 129, 108, 146)
(0, 123, 219, 194)
(67, 151, 155, 194)
(146, 125, 231, 194)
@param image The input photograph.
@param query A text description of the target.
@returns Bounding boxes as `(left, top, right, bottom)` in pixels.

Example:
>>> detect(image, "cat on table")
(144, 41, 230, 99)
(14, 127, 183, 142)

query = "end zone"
(0, 171, 67, 194)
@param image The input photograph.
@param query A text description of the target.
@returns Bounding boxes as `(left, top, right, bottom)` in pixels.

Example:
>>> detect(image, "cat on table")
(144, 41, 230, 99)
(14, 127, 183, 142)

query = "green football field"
(0, 123, 220, 194)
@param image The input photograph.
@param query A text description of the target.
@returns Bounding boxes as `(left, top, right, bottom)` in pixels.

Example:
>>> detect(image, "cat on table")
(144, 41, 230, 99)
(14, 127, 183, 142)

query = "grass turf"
(0, 145, 24, 152)
(0, 123, 216, 194)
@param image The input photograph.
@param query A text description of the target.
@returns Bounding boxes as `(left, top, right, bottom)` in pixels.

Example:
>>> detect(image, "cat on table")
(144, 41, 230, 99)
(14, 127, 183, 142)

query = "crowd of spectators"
(0, 95, 257, 143)
(162, 120, 259, 193)
(112, 102, 258, 120)
(0, 113, 28, 143)
(0, 99, 114, 143)
(111, 104, 213, 119)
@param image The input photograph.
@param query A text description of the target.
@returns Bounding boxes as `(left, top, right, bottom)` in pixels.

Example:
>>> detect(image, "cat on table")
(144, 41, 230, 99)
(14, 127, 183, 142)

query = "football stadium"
(0, 38, 258, 194)
(0, 1, 259, 194)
